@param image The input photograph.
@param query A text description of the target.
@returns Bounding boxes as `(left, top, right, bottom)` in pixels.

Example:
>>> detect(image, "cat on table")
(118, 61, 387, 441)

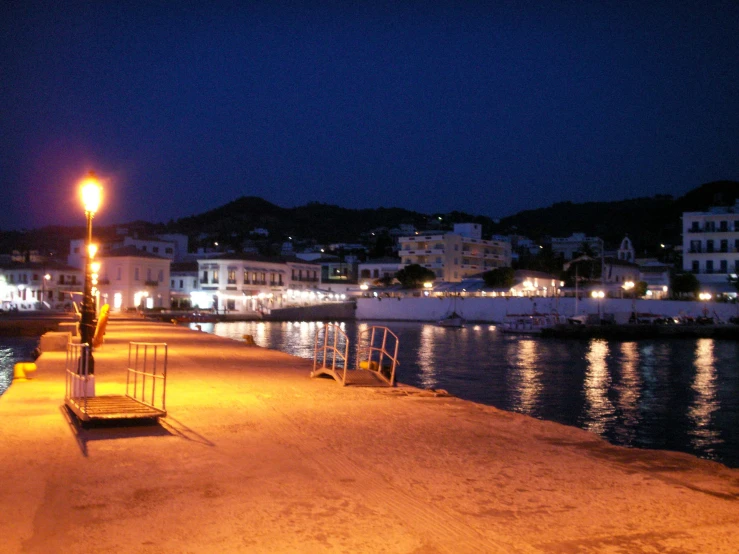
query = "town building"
(397, 223, 511, 282)
(194, 255, 321, 314)
(95, 246, 171, 311)
(682, 201, 739, 295)
(549, 233, 603, 261)
(359, 257, 404, 283)
(68, 233, 188, 268)
(0, 262, 83, 311)
(170, 262, 199, 309)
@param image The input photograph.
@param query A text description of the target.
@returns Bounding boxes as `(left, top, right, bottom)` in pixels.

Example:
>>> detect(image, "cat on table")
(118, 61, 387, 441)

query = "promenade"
(1, 321, 738, 553)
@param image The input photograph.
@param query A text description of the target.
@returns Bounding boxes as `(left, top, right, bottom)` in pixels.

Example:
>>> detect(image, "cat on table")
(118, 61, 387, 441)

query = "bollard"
(13, 362, 37, 380)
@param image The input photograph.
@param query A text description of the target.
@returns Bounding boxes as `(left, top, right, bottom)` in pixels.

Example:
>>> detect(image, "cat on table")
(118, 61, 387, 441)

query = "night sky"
(2, 1, 738, 231)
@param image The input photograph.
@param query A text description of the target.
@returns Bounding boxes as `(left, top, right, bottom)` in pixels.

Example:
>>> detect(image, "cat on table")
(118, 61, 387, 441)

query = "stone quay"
(1, 320, 737, 553)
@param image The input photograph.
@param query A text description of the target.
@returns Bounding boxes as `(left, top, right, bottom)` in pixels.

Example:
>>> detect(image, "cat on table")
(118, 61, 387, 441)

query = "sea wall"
(266, 301, 356, 321)
(356, 296, 739, 323)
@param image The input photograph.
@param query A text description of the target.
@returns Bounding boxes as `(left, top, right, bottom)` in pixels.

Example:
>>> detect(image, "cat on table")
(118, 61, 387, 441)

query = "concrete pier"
(1, 320, 737, 553)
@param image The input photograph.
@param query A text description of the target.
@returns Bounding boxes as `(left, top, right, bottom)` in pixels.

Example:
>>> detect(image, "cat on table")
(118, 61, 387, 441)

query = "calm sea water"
(0, 338, 40, 397)
(194, 320, 739, 468)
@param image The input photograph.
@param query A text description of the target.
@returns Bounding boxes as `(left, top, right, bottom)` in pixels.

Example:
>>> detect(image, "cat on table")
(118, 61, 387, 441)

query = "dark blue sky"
(2, 1, 738, 231)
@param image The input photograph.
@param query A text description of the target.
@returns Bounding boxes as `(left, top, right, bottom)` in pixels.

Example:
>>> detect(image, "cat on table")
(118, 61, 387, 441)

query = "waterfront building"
(0, 262, 83, 311)
(96, 246, 171, 311)
(359, 257, 403, 284)
(682, 200, 739, 296)
(398, 223, 511, 282)
(549, 233, 603, 260)
(170, 262, 199, 309)
(195, 255, 321, 314)
(509, 270, 565, 297)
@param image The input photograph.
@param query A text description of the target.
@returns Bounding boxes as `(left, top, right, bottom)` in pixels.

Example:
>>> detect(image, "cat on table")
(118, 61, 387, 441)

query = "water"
(0, 338, 40, 396)
(194, 320, 739, 468)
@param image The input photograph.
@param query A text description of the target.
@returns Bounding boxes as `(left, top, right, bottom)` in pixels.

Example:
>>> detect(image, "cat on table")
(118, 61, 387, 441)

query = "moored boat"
(437, 312, 466, 328)
(500, 312, 565, 334)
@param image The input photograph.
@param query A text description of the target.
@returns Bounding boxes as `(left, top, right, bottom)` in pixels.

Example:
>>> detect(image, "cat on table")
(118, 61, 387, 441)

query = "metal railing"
(127, 342, 168, 412)
(312, 324, 349, 384)
(356, 326, 399, 387)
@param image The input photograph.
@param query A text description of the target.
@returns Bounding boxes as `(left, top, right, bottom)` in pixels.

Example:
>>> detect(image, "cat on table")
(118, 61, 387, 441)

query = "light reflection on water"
(508, 339, 541, 415)
(582, 340, 614, 435)
(193, 320, 739, 467)
(689, 339, 721, 452)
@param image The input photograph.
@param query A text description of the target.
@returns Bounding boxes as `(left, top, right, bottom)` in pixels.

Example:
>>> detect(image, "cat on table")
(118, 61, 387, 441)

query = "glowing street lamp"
(591, 290, 605, 323)
(79, 172, 102, 373)
(698, 292, 712, 317)
(41, 273, 51, 308)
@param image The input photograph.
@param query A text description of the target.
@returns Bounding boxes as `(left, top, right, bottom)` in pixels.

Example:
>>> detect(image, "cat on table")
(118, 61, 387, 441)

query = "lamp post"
(42, 273, 51, 309)
(698, 292, 711, 318)
(622, 280, 635, 322)
(79, 172, 102, 373)
(591, 290, 605, 323)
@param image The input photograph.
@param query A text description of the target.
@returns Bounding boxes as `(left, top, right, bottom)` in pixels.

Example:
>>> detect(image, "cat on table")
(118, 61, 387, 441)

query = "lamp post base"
(72, 374, 95, 398)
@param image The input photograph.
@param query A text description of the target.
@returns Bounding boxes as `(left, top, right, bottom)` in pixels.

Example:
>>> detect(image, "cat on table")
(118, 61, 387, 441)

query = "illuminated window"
(228, 270, 236, 284)
(212, 270, 219, 284)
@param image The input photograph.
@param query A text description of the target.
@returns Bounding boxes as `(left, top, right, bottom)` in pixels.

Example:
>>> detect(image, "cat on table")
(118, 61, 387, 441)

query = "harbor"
(1, 319, 738, 552)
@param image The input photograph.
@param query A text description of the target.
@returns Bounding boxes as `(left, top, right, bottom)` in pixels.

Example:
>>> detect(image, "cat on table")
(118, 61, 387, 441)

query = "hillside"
(2, 181, 738, 257)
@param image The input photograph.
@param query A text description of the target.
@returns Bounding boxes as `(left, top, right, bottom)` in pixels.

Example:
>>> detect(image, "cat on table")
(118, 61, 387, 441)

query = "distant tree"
(376, 275, 395, 287)
(514, 245, 564, 275)
(369, 232, 394, 259)
(396, 264, 436, 288)
(563, 257, 599, 287)
(634, 281, 648, 297)
(671, 273, 700, 298)
(482, 267, 515, 289)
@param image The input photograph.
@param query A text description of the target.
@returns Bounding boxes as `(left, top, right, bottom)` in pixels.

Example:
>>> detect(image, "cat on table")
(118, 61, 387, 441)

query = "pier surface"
(1, 321, 738, 553)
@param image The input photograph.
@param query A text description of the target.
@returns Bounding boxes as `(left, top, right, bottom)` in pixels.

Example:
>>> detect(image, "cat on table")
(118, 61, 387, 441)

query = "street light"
(42, 273, 51, 309)
(591, 290, 605, 323)
(698, 292, 711, 317)
(79, 172, 102, 373)
(622, 281, 635, 320)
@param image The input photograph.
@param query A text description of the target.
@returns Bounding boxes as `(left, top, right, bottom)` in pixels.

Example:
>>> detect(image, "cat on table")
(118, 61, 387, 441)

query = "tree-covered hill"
(3, 180, 738, 257)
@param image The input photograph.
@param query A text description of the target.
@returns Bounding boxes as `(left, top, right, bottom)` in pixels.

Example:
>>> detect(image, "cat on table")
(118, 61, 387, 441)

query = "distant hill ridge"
(2, 181, 737, 256)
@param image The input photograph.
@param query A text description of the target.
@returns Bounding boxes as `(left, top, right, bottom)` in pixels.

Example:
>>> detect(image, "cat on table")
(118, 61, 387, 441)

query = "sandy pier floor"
(1, 320, 737, 553)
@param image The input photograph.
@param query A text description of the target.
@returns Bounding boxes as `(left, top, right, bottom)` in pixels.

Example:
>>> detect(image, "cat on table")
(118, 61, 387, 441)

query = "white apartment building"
(682, 201, 739, 292)
(550, 233, 603, 260)
(170, 262, 199, 309)
(359, 258, 404, 283)
(195, 256, 321, 314)
(96, 246, 171, 311)
(0, 262, 83, 311)
(68, 234, 187, 268)
(398, 223, 511, 282)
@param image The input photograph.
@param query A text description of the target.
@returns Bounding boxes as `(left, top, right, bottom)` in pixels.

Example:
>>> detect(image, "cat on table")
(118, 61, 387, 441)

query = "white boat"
(437, 312, 466, 328)
(500, 312, 565, 334)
